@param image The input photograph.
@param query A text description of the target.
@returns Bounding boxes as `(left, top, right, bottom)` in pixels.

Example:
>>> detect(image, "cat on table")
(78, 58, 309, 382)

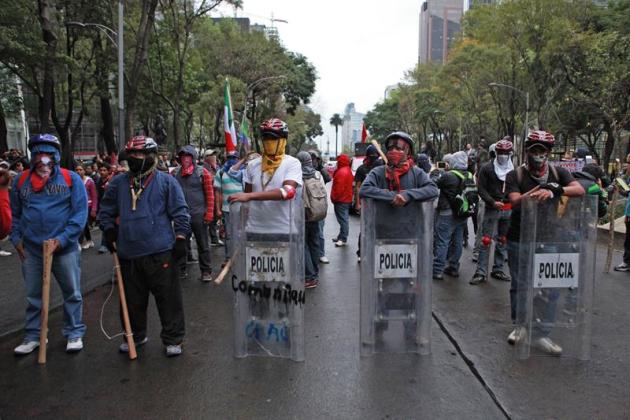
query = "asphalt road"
(0, 210, 629, 419)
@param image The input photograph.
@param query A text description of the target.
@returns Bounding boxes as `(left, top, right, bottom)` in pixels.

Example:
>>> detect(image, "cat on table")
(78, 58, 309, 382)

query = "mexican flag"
(224, 79, 237, 152)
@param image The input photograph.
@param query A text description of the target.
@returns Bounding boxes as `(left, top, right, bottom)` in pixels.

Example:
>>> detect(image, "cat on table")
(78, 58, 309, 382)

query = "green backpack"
(451, 170, 478, 218)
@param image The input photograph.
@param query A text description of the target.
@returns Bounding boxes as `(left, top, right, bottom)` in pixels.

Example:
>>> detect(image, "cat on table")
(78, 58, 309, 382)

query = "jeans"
(333, 203, 350, 242)
(119, 251, 185, 346)
(208, 220, 219, 243)
(304, 221, 320, 280)
(22, 245, 86, 341)
(433, 213, 467, 275)
(507, 241, 555, 337)
(624, 218, 630, 264)
(475, 208, 511, 276)
(318, 219, 326, 258)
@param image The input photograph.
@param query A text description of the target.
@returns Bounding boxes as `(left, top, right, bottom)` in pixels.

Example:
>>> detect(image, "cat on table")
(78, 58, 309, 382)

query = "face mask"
(35, 156, 53, 178)
(496, 155, 510, 166)
(263, 139, 284, 156)
(527, 153, 547, 171)
(386, 150, 407, 167)
(128, 156, 155, 174)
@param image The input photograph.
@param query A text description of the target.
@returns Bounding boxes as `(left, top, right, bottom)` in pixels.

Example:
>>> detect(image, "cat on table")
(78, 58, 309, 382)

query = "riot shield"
(230, 198, 305, 361)
(360, 198, 434, 355)
(515, 195, 596, 360)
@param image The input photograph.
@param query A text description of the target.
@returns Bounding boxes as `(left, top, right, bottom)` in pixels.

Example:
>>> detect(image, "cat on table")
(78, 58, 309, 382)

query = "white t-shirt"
(243, 155, 303, 234)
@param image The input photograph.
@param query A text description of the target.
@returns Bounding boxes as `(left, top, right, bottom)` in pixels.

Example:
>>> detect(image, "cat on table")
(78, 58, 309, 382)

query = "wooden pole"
(38, 240, 54, 364)
(214, 250, 238, 285)
(113, 251, 137, 360)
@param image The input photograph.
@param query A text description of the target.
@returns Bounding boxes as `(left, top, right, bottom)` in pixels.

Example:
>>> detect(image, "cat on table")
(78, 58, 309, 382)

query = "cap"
(204, 149, 217, 157)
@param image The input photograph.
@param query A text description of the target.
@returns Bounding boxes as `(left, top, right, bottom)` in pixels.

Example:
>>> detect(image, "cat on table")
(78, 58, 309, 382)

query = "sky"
(212, 0, 421, 152)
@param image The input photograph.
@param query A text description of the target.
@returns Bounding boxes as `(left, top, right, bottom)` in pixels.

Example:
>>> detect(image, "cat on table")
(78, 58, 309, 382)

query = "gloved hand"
(104, 228, 118, 253)
(540, 182, 564, 198)
(172, 238, 187, 260)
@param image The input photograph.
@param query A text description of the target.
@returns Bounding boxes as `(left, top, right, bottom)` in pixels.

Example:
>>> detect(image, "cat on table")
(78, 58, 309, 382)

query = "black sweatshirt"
(477, 161, 508, 206)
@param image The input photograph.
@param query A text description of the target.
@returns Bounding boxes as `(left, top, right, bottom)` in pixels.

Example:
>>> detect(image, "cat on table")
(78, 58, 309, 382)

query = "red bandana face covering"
(181, 155, 194, 176)
(385, 150, 412, 192)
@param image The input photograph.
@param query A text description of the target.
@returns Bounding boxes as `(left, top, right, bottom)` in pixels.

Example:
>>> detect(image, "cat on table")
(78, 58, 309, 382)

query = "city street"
(1, 211, 629, 419)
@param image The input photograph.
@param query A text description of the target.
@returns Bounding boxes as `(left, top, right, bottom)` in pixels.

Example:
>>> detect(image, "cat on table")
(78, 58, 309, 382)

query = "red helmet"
(125, 136, 158, 153)
(495, 139, 513, 153)
(259, 118, 289, 139)
(525, 130, 555, 150)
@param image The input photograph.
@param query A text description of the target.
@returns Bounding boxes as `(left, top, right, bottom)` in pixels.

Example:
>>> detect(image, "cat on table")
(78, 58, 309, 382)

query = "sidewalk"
(0, 213, 629, 418)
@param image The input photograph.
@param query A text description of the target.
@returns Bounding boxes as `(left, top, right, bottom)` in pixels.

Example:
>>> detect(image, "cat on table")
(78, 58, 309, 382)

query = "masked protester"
(10, 134, 88, 355)
(99, 136, 191, 357)
(432, 150, 474, 280)
(214, 150, 244, 266)
(504, 130, 584, 355)
(173, 145, 215, 282)
(469, 139, 514, 285)
(330, 154, 354, 247)
(202, 150, 222, 246)
(75, 164, 98, 250)
(354, 145, 383, 212)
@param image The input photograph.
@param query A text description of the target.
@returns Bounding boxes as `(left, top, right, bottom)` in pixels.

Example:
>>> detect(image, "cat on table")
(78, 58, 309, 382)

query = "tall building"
(341, 103, 364, 153)
(463, 0, 500, 13)
(418, 0, 463, 64)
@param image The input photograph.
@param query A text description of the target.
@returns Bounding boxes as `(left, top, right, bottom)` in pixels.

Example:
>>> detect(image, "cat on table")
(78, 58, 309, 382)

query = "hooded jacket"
(10, 145, 88, 256)
(436, 152, 473, 214)
(331, 154, 354, 204)
(173, 145, 214, 221)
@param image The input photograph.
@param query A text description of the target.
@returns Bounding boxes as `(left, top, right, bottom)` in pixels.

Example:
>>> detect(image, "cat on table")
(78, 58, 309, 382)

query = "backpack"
(303, 171, 328, 222)
(451, 170, 478, 218)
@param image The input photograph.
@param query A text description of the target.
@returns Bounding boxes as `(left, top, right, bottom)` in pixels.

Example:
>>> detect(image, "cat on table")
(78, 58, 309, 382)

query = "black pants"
(119, 251, 185, 346)
(624, 218, 630, 264)
(185, 213, 212, 273)
(208, 220, 219, 243)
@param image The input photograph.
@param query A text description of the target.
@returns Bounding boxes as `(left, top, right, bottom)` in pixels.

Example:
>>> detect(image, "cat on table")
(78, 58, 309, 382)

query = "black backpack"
(451, 170, 478, 218)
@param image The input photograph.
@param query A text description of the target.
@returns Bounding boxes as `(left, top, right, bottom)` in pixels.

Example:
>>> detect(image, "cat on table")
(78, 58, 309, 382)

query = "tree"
(329, 113, 343, 157)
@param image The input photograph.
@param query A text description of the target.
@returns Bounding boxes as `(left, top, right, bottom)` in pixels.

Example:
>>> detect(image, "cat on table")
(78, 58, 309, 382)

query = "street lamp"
(488, 82, 529, 165)
(66, 0, 124, 151)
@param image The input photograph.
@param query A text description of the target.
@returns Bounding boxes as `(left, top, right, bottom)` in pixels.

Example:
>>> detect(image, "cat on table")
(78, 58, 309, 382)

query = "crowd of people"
(1, 118, 628, 359)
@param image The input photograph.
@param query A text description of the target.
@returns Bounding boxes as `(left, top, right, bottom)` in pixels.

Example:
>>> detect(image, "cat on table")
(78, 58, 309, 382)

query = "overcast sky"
(213, 0, 421, 152)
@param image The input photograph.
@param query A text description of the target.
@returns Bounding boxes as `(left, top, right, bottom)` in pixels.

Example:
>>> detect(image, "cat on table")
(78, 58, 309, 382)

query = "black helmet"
(384, 131, 414, 155)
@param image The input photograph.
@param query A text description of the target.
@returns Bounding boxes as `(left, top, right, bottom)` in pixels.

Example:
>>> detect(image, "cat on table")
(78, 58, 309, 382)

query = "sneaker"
(211, 240, 224, 247)
(469, 274, 486, 285)
(443, 266, 459, 278)
(534, 337, 563, 355)
(98, 245, 108, 254)
(186, 255, 198, 264)
(305, 279, 319, 289)
(119, 337, 148, 353)
(335, 240, 346, 247)
(81, 240, 94, 250)
(165, 344, 183, 357)
(14, 340, 40, 355)
(319, 256, 330, 264)
(66, 337, 83, 353)
(471, 254, 478, 263)
(433, 273, 444, 280)
(0, 250, 12, 257)
(331, 237, 339, 243)
(491, 271, 511, 281)
(614, 262, 630, 272)
(507, 327, 527, 345)
(200, 271, 213, 282)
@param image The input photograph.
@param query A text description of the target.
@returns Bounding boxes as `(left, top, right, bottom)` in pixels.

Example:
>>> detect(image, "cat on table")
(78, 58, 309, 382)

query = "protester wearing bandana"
(10, 134, 88, 355)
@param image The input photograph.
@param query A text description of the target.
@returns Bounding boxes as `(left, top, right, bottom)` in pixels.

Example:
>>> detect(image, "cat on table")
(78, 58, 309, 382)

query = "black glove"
(172, 238, 187, 260)
(540, 182, 564, 197)
(104, 228, 118, 253)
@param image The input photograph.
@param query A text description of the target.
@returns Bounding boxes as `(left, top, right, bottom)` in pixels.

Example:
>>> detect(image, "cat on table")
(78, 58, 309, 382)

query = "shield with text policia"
(515, 195, 596, 360)
(360, 198, 434, 355)
(229, 198, 305, 361)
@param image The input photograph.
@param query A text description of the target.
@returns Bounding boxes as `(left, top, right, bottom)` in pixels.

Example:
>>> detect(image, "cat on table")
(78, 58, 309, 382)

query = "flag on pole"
(239, 116, 251, 152)
(224, 79, 237, 152)
(361, 122, 369, 143)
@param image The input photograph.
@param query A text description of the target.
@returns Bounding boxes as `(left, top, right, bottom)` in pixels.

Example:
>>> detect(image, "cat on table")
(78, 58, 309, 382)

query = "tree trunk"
(603, 120, 615, 173)
(0, 100, 8, 153)
(100, 96, 117, 154)
(125, 0, 159, 140)
(37, 0, 57, 133)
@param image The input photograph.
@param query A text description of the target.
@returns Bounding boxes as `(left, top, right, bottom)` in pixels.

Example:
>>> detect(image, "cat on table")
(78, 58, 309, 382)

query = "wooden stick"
(112, 251, 137, 360)
(38, 240, 55, 364)
(605, 189, 618, 273)
(214, 250, 238, 285)
(370, 139, 388, 165)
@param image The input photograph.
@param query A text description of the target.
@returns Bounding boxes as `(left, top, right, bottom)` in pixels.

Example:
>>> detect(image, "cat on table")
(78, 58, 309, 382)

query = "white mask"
(496, 155, 510, 166)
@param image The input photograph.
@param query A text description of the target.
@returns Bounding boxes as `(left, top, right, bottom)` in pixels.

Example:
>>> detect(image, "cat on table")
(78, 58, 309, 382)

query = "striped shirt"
(214, 169, 243, 212)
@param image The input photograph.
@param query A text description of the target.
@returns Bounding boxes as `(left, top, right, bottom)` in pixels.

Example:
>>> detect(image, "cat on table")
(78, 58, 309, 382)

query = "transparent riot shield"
(515, 195, 596, 360)
(360, 198, 434, 356)
(230, 198, 305, 362)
